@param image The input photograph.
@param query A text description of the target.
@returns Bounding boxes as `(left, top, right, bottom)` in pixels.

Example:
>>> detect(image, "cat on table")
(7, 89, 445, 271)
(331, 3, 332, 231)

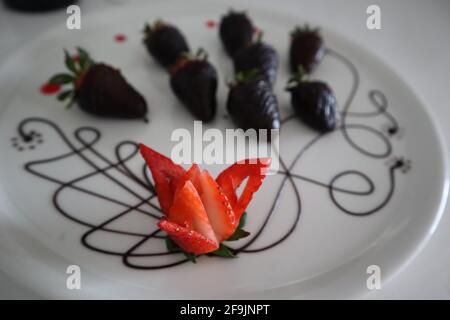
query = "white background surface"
(0, 0, 449, 299)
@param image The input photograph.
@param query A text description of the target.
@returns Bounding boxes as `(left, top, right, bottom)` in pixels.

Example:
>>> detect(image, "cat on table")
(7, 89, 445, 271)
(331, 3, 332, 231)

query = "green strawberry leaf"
(195, 48, 208, 61)
(238, 211, 247, 229)
(48, 73, 74, 85)
(57, 90, 73, 101)
(165, 236, 181, 253)
(224, 212, 250, 241)
(234, 69, 261, 85)
(183, 252, 197, 263)
(64, 49, 78, 74)
(210, 244, 236, 258)
(143, 23, 152, 34)
(76, 47, 93, 70)
(226, 228, 250, 241)
(164, 234, 242, 262)
(65, 99, 76, 109)
(164, 236, 197, 263)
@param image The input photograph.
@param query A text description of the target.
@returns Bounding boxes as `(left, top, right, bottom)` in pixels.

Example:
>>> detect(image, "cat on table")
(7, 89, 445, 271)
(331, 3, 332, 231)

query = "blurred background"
(0, 0, 449, 299)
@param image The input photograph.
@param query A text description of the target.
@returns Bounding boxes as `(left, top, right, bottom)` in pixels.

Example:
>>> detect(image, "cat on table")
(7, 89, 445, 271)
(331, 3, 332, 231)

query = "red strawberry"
(139, 143, 185, 214)
(158, 219, 218, 254)
(198, 170, 236, 242)
(139, 145, 270, 256)
(169, 180, 217, 243)
(216, 158, 271, 220)
(175, 163, 201, 192)
(174, 164, 238, 242)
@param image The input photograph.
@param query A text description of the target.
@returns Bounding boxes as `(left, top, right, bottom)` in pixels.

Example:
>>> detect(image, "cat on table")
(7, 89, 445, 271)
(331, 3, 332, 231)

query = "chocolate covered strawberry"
(219, 9, 254, 57)
(170, 49, 218, 122)
(286, 70, 338, 132)
(289, 24, 325, 74)
(48, 48, 147, 119)
(227, 70, 280, 136)
(233, 34, 279, 88)
(143, 21, 190, 69)
(139, 144, 270, 257)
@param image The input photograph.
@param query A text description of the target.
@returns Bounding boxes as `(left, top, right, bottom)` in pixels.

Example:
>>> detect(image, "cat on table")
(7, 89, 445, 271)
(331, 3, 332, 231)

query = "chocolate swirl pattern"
(11, 48, 411, 269)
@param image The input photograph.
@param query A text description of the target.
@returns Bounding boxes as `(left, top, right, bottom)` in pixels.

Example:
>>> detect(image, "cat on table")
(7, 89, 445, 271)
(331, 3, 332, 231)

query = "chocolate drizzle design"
(12, 48, 411, 269)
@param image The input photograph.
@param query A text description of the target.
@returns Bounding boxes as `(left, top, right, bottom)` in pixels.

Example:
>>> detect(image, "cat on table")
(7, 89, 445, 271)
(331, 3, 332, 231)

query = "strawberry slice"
(216, 158, 271, 220)
(198, 170, 237, 242)
(139, 143, 185, 214)
(158, 219, 219, 254)
(169, 180, 217, 243)
(174, 163, 201, 193)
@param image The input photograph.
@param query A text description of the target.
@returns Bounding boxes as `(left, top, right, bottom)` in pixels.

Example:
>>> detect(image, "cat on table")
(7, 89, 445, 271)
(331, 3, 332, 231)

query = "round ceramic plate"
(0, 0, 447, 299)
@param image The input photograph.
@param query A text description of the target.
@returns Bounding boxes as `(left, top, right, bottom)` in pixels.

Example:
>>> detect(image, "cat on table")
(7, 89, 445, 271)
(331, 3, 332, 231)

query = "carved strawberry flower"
(139, 144, 270, 261)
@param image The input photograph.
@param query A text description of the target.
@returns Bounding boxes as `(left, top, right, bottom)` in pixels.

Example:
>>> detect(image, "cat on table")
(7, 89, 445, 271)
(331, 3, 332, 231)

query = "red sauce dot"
(206, 20, 217, 28)
(40, 83, 61, 95)
(114, 34, 127, 43)
(72, 54, 80, 62)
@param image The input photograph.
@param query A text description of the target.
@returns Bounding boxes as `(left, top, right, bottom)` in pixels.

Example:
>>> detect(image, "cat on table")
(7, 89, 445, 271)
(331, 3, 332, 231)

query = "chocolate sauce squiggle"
(327, 48, 396, 158)
(239, 48, 408, 252)
(13, 48, 409, 269)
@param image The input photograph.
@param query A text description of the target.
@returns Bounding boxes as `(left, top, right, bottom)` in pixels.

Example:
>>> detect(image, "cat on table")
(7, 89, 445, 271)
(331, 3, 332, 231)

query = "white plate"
(0, 0, 447, 299)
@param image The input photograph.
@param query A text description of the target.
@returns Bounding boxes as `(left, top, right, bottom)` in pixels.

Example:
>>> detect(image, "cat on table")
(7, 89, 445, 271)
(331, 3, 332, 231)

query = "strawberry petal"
(199, 170, 236, 242)
(158, 219, 219, 255)
(139, 143, 185, 214)
(216, 158, 271, 220)
(174, 163, 202, 194)
(169, 180, 217, 243)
